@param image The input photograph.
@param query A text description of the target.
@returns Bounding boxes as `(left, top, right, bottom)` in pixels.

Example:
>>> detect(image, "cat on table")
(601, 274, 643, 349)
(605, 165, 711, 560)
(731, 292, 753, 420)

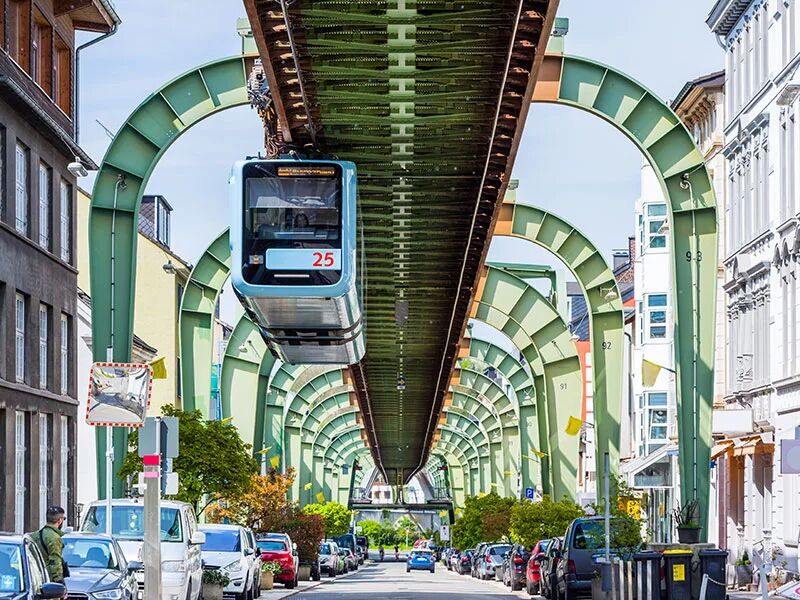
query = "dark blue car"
(406, 549, 435, 574)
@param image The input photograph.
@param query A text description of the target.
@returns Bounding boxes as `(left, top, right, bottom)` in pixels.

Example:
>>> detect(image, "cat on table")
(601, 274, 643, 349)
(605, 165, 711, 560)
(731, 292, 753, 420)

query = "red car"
(526, 539, 551, 596)
(257, 536, 298, 588)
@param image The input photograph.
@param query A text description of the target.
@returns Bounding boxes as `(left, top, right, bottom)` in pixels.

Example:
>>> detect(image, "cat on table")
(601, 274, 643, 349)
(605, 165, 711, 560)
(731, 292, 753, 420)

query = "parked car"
(470, 542, 490, 578)
(200, 524, 259, 599)
(476, 543, 511, 580)
(500, 543, 530, 591)
(62, 532, 140, 599)
(242, 528, 262, 595)
(339, 547, 358, 572)
(356, 535, 368, 563)
(406, 549, 436, 573)
(539, 537, 563, 600)
(318, 540, 342, 577)
(0, 533, 67, 598)
(257, 533, 300, 589)
(81, 498, 205, 600)
(556, 517, 632, 600)
(526, 539, 551, 596)
(445, 548, 459, 570)
(456, 549, 473, 575)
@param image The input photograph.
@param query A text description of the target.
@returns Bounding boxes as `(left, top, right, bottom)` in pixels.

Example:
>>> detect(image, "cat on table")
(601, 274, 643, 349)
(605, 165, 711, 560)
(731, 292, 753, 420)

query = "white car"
(199, 524, 259, 600)
(80, 498, 205, 600)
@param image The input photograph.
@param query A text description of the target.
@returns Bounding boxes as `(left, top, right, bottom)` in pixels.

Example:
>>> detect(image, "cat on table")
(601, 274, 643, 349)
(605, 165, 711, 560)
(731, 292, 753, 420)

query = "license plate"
(265, 248, 341, 270)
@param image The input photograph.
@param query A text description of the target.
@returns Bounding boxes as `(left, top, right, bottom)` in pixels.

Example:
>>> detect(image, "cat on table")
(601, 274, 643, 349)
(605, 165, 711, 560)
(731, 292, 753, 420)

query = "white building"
(707, 0, 800, 578)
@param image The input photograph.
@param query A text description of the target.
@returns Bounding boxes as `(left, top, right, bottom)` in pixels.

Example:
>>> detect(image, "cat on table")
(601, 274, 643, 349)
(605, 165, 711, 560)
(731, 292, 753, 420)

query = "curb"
(260, 562, 375, 598)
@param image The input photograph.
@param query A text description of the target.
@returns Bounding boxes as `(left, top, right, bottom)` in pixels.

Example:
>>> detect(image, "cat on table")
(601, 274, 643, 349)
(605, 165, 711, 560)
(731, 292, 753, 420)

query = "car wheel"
(512, 577, 521, 592)
(406, 567, 411, 573)
(329, 567, 336, 578)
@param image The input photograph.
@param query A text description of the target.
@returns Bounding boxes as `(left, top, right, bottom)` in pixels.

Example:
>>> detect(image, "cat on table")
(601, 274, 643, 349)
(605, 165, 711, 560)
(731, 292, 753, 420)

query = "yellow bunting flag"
(642, 359, 663, 387)
(258, 446, 272, 455)
(316, 492, 326, 503)
(304, 482, 313, 491)
(478, 492, 486, 498)
(565, 416, 583, 436)
(270, 455, 280, 469)
(532, 449, 546, 459)
(149, 356, 167, 380)
(489, 482, 498, 488)
(503, 470, 513, 477)
(439, 511, 447, 518)
(221, 417, 234, 425)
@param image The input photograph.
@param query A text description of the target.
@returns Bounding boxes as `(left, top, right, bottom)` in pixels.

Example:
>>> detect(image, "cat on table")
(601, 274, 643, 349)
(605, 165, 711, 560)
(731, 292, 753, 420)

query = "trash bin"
(664, 550, 693, 600)
(634, 551, 662, 600)
(698, 549, 728, 600)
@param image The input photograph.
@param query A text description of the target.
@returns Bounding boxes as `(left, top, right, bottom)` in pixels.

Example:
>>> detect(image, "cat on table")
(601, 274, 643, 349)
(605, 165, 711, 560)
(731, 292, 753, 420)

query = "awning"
(710, 440, 734, 460)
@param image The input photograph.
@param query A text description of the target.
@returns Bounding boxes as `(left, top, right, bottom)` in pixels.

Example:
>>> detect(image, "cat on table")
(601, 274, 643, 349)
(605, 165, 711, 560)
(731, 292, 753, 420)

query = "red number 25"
(312, 251, 335, 267)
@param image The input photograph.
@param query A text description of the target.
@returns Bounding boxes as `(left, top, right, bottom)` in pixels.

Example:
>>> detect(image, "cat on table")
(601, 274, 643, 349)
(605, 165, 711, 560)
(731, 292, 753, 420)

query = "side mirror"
(126, 560, 143, 573)
(244, 548, 254, 556)
(38, 583, 67, 599)
(190, 531, 206, 545)
(536, 552, 547, 561)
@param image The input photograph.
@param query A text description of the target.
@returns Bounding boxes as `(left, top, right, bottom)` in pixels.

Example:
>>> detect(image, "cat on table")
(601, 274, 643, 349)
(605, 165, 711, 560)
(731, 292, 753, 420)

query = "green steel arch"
(474, 265, 582, 500)
(496, 198, 624, 490)
(89, 56, 255, 495)
(535, 53, 717, 534)
(437, 428, 481, 496)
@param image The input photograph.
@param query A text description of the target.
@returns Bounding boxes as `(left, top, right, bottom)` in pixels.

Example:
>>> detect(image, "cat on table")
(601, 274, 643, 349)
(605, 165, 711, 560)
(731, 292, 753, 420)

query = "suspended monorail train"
(230, 158, 365, 364)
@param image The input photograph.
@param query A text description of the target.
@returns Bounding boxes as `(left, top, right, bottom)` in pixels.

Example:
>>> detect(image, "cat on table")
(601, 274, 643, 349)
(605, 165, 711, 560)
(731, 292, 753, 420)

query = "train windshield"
(244, 163, 341, 243)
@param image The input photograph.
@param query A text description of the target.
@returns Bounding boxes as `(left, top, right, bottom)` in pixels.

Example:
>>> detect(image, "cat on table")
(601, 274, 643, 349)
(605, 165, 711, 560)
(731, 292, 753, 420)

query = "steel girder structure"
(88, 56, 256, 495)
(472, 265, 582, 500)
(494, 200, 624, 496)
(534, 54, 717, 535)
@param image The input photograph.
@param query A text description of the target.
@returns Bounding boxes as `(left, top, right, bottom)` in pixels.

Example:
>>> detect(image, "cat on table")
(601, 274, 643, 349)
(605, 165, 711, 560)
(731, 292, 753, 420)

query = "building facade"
(707, 0, 800, 579)
(0, 0, 118, 532)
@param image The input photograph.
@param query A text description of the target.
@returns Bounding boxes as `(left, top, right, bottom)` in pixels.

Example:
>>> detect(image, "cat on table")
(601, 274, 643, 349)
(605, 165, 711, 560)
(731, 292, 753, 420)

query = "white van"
(80, 498, 205, 600)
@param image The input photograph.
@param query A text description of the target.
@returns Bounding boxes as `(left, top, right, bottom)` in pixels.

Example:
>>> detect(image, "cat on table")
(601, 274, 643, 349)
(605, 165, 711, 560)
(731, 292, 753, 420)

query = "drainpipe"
(74, 3, 121, 143)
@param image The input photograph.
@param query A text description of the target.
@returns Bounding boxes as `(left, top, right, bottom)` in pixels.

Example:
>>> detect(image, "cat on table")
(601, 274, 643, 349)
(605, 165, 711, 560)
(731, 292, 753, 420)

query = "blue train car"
(230, 158, 364, 364)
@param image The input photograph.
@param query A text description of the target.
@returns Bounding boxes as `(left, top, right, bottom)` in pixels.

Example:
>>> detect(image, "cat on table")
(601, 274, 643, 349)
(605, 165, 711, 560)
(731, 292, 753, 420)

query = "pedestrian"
(36, 506, 69, 585)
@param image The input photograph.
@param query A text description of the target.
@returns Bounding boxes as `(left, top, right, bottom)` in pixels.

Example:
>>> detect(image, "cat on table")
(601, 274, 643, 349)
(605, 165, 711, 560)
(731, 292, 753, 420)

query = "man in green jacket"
(38, 506, 67, 583)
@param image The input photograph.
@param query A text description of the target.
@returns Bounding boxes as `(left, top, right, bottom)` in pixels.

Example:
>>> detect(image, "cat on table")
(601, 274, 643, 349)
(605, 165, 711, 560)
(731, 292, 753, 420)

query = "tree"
(303, 502, 352, 538)
(452, 492, 515, 550)
(280, 504, 326, 563)
(395, 515, 418, 545)
(358, 519, 398, 547)
(509, 496, 585, 547)
(206, 470, 296, 531)
(118, 407, 258, 514)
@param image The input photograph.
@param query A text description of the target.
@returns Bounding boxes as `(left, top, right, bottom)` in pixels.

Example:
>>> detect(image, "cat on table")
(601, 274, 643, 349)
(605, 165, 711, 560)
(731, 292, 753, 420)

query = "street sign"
(439, 525, 450, 541)
(86, 362, 152, 427)
(138, 417, 179, 458)
(525, 487, 535, 499)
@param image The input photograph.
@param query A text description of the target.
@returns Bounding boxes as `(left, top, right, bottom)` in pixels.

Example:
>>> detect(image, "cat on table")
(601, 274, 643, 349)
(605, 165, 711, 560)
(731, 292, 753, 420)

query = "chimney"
(612, 248, 629, 271)
(628, 235, 636, 264)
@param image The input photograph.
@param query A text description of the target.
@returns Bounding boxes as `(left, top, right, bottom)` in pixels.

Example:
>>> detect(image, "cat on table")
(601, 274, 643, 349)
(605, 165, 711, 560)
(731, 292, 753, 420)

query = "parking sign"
(525, 487, 535, 499)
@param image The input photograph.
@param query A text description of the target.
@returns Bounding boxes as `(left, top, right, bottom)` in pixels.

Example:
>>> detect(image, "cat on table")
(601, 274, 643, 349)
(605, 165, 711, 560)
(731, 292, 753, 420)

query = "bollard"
(698, 549, 728, 600)
(634, 551, 662, 600)
(664, 550, 693, 600)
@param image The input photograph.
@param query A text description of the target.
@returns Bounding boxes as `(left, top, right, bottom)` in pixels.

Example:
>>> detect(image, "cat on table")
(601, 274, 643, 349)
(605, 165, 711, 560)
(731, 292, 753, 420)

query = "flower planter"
(298, 565, 311, 581)
(202, 583, 224, 600)
(735, 565, 753, 588)
(260, 571, 274, 591)
(676, 526, 701, 544)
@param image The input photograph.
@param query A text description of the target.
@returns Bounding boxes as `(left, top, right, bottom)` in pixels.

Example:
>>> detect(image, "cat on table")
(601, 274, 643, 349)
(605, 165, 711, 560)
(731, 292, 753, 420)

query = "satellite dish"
(86, 363, 152, 427)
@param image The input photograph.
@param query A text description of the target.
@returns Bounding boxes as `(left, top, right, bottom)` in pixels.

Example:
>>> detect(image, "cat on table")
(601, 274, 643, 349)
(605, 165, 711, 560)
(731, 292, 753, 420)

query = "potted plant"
(261, 561, 282, 590)
(672, 499, 701, 544)
(202, 569, 230, 600)
(735, 551, 753, 588)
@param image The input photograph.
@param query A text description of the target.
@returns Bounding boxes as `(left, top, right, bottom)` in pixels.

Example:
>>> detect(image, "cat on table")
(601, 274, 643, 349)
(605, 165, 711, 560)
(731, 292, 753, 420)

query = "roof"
(706, 0, 753, 37)
(671, 70, 726, 111)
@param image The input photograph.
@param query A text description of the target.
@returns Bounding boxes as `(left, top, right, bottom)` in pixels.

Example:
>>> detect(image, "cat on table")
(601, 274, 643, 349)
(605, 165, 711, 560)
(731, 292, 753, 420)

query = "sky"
(78, 0, 724, 321)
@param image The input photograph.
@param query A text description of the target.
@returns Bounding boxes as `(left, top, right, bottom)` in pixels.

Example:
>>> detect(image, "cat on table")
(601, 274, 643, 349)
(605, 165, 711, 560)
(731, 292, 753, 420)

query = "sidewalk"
(256, 563, 370, 599)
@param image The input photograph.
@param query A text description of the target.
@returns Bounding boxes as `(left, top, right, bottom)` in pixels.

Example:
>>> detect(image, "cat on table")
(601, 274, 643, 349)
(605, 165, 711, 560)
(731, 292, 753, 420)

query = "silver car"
(478, 543, 512, 580)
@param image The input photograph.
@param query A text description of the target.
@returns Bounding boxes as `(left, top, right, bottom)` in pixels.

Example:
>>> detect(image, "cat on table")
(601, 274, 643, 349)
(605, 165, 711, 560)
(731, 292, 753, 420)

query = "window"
(10, 0, 31, 72)
(157, 200, 171, 247)
(646, 294, 668, 339)
(38, 414, 49, 526)
(14, 411, 26, 534)
(60, 416, 69, 514)
(60, 314, 68, 395)
(59, 180, 71, 263)
(38, 163, 50, 249)
(644, 203, 667, 250)
(54, 35, 71, 115)
(639, 392, 669, 455)
(0, 128, 5, 218)
(15, 293, 25, 383)
(38, 304, 47, 389)
(32, 10, 52, 93)
(15, 143, 28, 235)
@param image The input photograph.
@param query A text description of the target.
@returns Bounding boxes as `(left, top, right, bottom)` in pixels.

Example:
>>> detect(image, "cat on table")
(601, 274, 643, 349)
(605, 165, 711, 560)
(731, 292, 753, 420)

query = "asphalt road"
(295, 559, 531, 599)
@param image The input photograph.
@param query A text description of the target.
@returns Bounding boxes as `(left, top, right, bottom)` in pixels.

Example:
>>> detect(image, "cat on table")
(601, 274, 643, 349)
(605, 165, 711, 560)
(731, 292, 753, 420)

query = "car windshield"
(489, 545, 511, 556)
(83, 506, 183, 542)
(258, 541, 287, 552)
(63, 539, 118, 570)
(319, 545, 331, 555)
(201, 530, 240, 553)
(411, 551, 431, 558)
(573, 521, 604, 550)
(0, 544, 24, 593)
(538, 540, 550, 553)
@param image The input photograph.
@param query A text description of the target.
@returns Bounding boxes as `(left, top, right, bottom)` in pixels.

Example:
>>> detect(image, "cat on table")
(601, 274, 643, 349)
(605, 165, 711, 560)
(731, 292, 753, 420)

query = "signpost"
(525, 487, 535, 500)
(439, 525, 450, 542)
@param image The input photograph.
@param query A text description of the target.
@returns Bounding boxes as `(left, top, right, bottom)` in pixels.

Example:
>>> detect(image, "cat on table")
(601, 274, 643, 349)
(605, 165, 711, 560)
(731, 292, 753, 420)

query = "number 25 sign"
(266, 248, 342, 271)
